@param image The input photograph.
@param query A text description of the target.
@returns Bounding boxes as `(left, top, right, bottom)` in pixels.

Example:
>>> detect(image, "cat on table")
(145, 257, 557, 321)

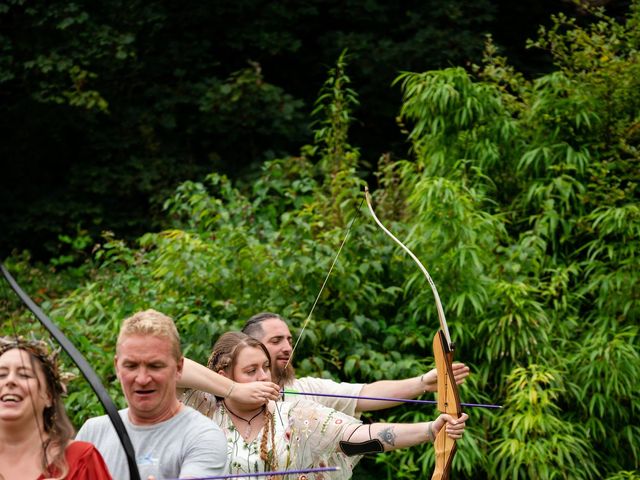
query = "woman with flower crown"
(182, 332, 468, 479)
(0, 337, 112, 480)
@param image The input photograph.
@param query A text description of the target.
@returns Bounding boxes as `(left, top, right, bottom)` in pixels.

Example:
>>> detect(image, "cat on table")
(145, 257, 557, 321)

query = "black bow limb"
(0, 263, 141, 480)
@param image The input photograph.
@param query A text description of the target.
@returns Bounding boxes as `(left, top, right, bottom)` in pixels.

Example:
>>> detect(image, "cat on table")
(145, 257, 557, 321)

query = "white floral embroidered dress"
(183, 390, 364, 479)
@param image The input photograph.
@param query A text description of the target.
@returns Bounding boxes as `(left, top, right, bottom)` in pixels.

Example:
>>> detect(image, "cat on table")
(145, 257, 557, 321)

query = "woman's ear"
(217, 369, 228, 378)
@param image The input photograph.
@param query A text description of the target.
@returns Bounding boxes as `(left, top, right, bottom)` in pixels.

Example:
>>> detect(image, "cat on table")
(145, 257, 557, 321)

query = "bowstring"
(272, 193, 364, 440)
(279, 195, 365, 386)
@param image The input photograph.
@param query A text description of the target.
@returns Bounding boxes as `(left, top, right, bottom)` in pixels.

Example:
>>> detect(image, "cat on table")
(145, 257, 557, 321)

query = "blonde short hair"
(117, 309, 182, 361)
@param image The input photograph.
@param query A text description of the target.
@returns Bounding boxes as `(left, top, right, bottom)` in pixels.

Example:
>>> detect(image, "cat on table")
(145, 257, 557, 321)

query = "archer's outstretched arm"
(356, 363, 469, 412)
(340, 413, 469, 454)
(178, 357, 280, 407)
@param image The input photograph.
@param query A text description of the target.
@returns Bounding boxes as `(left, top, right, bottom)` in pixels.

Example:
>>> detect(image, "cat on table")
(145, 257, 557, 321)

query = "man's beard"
(274, 362, 296, 387)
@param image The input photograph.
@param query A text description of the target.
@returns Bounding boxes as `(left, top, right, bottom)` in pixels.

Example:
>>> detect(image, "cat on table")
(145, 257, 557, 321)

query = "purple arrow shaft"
(167, 466, 339, 479)
(282, 390, 502, 409)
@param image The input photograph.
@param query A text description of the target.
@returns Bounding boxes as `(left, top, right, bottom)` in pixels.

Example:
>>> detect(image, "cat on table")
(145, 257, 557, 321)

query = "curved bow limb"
(432, 330, 462, 480)
(0, 263, 141, 480)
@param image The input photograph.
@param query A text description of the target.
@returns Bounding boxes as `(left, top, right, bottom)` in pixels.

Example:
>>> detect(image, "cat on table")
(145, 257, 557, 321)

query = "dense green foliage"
(2, 3, 640, 479)
(1, 0, 583, 258)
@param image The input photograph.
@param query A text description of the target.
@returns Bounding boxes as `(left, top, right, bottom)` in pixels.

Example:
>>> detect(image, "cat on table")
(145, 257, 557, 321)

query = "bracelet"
(420, 374, 428, 393)
(223, 381, 236, 399)
(429, 421, 436, 442)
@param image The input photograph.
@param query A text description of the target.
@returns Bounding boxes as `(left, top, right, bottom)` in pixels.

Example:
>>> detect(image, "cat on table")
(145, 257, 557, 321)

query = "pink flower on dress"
(335, 419, 343, 424)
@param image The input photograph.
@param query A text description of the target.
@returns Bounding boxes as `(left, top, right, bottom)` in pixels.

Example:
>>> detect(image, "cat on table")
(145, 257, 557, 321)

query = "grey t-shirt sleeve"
(75, 415, 128, 479)
(75, 419, 93, 442)
(75, 416, 110, 449)
(179, 417, 228, 478)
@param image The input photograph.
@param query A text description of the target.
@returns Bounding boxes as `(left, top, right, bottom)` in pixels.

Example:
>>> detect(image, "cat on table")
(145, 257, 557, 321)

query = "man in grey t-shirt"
(76, 309, 227, 479)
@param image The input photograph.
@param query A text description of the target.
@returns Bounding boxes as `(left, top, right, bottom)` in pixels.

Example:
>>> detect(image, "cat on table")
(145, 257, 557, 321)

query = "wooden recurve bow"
(432, 328, 461, 479)
(364, 187, 461, 479)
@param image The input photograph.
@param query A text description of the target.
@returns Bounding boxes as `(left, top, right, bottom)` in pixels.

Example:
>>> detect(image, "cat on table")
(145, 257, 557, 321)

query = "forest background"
(1, 0, 639, 478)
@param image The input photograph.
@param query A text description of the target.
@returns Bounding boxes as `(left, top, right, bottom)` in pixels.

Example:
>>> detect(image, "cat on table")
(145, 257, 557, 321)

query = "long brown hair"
(208, 332, 279, 475)
(0, 338, 75, 479)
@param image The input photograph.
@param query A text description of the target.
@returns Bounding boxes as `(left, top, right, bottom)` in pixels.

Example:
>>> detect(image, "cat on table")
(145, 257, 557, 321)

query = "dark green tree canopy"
(1, 0, 594, 258)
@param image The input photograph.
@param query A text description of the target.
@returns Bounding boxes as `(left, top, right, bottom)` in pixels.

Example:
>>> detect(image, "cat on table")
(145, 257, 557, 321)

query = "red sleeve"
(64, 441, 113, 480)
